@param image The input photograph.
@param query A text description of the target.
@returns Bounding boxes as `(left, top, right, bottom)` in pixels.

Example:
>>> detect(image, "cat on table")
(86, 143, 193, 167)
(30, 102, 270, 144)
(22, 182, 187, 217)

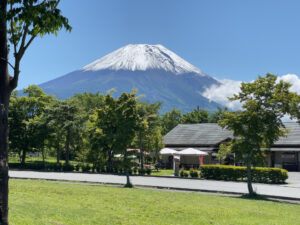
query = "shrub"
(183, 170, 189, 178)
(179, 169, 185, 177)
(199, 165, 288, 184)
(100, 166, 106, 173)
(81, 164, 91, 173)
(53, 163, 62, 172)
(133, 167, 138, 174)
(62, 164, 74, 172)
(75, 164, 80, 172)
(145, 167, 151, 175)
(118, 167, 124, 174)
(138, 168, 146, 175)
(189, 168, 199, 178)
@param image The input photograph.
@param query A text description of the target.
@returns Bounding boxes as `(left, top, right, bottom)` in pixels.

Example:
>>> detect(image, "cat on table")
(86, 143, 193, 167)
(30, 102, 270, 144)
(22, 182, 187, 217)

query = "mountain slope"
(39, 44, 221, 113)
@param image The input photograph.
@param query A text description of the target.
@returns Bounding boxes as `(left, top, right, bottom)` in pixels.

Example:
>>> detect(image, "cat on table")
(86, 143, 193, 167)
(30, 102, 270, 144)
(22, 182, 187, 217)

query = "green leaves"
(88, 91, 140, 165)
(5, 0, 71, 69)
(219, 73, 300, 165)
(181, 108, 209, 124)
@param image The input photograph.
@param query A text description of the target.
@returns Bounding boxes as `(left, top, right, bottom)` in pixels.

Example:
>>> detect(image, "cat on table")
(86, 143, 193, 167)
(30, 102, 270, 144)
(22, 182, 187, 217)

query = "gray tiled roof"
(277, 122, 300, 145)
(163, 122, 300, 146)
(164, 123, 233, 146)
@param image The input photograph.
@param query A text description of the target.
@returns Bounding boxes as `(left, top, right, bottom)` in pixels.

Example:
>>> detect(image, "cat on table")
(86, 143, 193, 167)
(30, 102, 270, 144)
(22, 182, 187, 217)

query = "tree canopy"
(218, 74, 300, 195)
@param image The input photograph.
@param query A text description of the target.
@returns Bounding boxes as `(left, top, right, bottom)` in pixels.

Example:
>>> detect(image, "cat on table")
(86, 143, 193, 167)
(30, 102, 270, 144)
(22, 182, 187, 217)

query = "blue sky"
(15, 0, 300, 89)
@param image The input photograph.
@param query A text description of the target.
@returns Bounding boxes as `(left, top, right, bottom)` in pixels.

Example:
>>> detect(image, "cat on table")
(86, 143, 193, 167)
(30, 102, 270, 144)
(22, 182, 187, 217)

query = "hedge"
(9, 162, 74, 172)
(199, 165, 288, 184)
(9, 162, 153, 176)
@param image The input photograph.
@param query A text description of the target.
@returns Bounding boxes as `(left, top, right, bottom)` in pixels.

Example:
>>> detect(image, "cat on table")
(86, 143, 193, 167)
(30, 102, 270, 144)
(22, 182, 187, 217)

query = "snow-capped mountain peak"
(81, 44, 206, 75)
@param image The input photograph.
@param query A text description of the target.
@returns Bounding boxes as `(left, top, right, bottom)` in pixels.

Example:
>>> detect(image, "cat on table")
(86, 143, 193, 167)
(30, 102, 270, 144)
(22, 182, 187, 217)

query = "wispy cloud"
(202, 79, 242, 110)
(203, 74, 300, 110)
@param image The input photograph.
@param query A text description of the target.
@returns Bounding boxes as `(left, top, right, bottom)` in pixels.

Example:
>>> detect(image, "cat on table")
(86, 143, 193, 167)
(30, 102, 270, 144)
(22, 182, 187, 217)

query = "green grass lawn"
(9, 179, 300, 225)
(151, 169, 173, 176)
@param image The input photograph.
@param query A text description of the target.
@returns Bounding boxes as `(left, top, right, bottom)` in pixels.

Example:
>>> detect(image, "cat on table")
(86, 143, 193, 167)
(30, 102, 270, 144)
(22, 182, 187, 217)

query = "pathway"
(9, 170, 300, 200)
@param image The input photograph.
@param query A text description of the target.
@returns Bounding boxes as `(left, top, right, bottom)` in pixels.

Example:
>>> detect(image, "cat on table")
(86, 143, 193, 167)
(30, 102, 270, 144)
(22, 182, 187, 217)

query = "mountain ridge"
(39, 44, 222, 113)
(81, 44, 206, 76)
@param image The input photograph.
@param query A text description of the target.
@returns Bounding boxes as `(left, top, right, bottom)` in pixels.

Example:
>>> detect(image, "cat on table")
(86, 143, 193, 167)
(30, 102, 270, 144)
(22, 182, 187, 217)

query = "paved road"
(287, 172, 300, 187)
(9, 170, 300, 199)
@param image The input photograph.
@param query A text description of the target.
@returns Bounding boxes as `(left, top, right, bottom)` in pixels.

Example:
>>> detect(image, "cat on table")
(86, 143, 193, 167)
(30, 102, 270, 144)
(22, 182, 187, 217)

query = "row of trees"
(9, 85, 226, 168)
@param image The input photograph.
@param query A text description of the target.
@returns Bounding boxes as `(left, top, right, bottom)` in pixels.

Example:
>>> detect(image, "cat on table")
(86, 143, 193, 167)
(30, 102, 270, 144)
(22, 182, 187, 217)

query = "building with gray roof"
(163, 122, 300, 171)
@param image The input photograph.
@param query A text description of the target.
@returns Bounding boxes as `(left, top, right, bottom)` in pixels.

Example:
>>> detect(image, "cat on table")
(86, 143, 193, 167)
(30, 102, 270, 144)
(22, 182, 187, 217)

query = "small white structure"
(178, 148, 208, 168)
(178, 148, 208, 156)
(159, 148, 178, 155)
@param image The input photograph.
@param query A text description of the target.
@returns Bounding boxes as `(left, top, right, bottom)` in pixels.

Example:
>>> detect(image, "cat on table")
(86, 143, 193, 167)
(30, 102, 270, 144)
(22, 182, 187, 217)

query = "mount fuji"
(39, 44, 222, 112)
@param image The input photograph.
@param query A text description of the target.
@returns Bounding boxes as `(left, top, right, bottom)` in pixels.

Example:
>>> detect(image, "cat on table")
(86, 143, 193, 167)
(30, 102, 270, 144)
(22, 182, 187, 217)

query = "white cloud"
(278, 74, 300, 94)
(202, 79, 242, 110)
(203, 74, 300, 110)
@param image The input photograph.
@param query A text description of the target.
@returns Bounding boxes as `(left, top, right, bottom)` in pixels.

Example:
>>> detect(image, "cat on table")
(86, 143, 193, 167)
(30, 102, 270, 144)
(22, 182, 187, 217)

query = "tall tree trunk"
(246, 161, 254, 195)
(65, 128, 70, 165)
(56, 141, 60, 164)
(0, 91, 9, 225)
(124, 150, 132, 188)
(21, 148, 26, 165)
(107, 150, 113, 172)
(42, 145, 45, 163)
(139, 133, 143, 169)
(0, 0, 10, 223)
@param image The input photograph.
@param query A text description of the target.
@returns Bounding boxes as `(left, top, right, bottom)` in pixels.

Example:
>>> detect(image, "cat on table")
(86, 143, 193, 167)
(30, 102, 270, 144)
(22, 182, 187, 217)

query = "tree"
(208, 107, 228, 123)
(135, 101, 162, 168)
(218, 74, 300, 196)
(115, 92, 139, 187)
(89, 91, 140, 187)
(43, 99, 82, 164)
(181, 108, 209, 124)
(161, 109, 182, 135)
(0, 1, 70, 222)
(9, 85, 53, 164)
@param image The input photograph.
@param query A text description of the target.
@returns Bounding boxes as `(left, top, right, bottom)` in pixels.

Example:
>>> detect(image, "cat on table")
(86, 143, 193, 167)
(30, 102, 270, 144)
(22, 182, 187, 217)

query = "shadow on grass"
(240, 193, 268, 201)
(238, 193, 300, 205)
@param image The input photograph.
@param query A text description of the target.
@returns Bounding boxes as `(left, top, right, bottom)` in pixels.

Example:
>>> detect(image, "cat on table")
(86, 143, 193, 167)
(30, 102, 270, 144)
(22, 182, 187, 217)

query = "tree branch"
(18, 23, 29, 57)
(10, 2, 17, 56)
(23, 34, 37, 53)
(0, 57, 16, 71)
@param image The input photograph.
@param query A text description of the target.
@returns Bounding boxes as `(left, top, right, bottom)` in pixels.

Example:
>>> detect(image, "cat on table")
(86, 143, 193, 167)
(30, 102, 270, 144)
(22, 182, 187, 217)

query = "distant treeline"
(9, 85, 227, 168)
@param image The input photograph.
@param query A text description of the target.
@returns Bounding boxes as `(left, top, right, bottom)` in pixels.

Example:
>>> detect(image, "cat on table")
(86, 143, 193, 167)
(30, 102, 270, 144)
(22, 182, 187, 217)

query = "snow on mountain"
(39, 44, 221, 112)
(82, 44, 206, 76)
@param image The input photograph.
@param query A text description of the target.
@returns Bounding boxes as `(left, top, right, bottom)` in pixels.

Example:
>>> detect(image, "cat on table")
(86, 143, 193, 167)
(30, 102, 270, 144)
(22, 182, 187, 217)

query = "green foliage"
(189, 168, 199, 178)
(219, 74, 300, 163)
(138, 168, 146, 175)
(9, 85, 54, 163)
(218, 74, 300, 193)
(8, 161, 68, 172)
(133, 101, 163, 166)
(161, 107, 228, 135)
(42, 98, 84, 164)
(7, 0, 71, 59)
(88, 91, 140, 175)
(81, 164, 91, 173)
(145, 167, 151, 175)
(208, 107, 228, 123)
(217, 142, 233, 161)
(179, 169, 189, 178)
(181, 108, 209, 124)
(62, 164, 74, 172)
(200, 165, 288, 184)
(161, 109, 182, 135)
